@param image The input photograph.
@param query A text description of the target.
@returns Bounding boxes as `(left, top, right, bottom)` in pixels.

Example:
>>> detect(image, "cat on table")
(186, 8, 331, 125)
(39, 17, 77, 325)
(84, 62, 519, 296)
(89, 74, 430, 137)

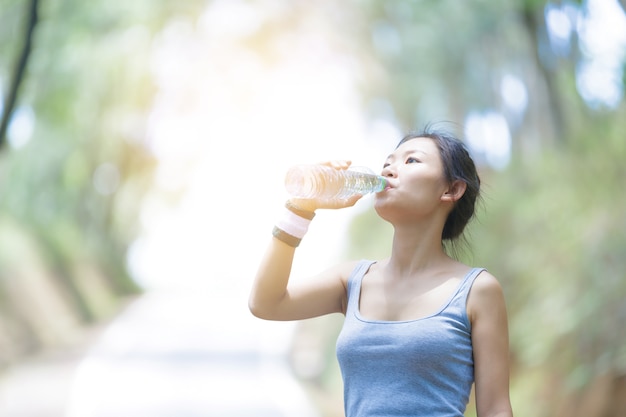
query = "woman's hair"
(397, 125, 481, 251)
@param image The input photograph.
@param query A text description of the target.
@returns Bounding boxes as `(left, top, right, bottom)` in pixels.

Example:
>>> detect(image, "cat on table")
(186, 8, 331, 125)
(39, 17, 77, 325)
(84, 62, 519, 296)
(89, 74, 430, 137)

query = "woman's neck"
(386, 221, 451, 278)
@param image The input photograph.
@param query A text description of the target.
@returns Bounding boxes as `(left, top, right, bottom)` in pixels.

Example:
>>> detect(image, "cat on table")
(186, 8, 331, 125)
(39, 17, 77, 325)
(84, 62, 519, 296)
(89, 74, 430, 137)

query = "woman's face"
(374, 137, 450, 221)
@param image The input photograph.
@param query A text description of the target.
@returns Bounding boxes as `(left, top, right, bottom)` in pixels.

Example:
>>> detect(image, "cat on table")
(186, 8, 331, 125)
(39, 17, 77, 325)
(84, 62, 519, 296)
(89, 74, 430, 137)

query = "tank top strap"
(445, 267, 486, 327)
(456, 267, 486, 298)
(346, 260, 376, 312)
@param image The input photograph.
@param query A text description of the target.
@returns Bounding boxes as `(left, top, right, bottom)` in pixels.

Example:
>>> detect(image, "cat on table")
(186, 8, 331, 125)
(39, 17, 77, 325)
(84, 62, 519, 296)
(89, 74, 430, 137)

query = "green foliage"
(0, 0, 207, 365)
(353, 0, 537, 129)
(464, 116, 626, 413)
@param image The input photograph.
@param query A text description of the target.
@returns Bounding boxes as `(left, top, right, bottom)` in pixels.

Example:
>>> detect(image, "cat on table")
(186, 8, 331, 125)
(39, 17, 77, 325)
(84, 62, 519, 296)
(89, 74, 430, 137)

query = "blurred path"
(0, 316, 108, 417)
(0, 341, 92, 417)
(0, 290, 320, 417)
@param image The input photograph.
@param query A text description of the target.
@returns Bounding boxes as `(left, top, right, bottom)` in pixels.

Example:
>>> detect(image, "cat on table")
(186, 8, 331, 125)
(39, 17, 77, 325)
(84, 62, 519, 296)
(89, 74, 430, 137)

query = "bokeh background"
(1, 0, 625, 416)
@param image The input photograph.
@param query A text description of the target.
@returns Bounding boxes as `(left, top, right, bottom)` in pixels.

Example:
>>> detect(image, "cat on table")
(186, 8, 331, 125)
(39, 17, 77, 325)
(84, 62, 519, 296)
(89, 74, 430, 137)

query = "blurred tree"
(0, 0, 206, 366)
(0, 0, 38, 150)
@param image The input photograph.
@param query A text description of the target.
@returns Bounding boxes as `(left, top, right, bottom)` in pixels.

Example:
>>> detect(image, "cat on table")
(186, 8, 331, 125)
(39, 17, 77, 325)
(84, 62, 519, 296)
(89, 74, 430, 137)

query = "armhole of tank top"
(346, 260, 375, 311)
(462, 267, 486, 330)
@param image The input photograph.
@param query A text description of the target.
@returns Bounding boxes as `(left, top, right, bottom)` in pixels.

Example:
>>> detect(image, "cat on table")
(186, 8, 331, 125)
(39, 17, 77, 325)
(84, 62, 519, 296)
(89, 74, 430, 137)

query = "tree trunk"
(0, 0, 39, 150)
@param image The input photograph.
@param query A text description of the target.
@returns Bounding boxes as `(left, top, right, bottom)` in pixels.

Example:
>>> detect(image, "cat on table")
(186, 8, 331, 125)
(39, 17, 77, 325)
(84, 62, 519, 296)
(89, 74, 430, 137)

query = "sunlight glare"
(464, 111, 512, 170)
(500, 74, 528, 116)
(576, 0, 626, 108)
(130, 2, 388, 293)
(7, 106, 35, 149)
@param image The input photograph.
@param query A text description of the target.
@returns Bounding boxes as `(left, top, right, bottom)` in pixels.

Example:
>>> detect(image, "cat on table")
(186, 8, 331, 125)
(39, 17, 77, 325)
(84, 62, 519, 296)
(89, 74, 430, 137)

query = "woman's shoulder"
(338, 259, 377, 273)
(467, 269, 507, 319)
(333, 259, 380, 284)
(471, 269, 502, 293)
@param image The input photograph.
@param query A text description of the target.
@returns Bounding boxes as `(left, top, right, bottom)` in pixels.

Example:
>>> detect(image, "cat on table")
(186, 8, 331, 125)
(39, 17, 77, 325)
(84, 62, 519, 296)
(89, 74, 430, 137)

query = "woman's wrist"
(286, 199, 316, 219)
(272, 201, 316, 247)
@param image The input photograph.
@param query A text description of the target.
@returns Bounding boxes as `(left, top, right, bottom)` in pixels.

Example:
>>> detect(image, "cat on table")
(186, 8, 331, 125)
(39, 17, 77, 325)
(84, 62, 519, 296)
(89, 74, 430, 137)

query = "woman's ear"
(441, 180, 467, 202)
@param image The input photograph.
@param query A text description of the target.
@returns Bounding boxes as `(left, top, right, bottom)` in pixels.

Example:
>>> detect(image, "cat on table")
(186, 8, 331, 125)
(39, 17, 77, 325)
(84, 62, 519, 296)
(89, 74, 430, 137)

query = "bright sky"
(127, 1, 398, 294)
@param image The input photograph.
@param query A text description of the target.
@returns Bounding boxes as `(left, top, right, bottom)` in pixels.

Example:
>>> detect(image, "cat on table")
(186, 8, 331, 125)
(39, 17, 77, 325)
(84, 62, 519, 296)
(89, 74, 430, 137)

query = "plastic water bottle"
(284, 164, 387, 199)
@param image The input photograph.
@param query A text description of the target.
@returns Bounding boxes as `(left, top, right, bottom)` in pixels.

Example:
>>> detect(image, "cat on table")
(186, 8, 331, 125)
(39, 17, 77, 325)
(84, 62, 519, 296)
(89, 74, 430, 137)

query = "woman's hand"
(287, 160, 363, 212)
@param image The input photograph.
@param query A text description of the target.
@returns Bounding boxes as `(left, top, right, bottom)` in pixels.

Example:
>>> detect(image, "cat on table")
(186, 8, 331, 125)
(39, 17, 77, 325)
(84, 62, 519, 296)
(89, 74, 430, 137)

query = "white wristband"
(275, 208, 312, 239)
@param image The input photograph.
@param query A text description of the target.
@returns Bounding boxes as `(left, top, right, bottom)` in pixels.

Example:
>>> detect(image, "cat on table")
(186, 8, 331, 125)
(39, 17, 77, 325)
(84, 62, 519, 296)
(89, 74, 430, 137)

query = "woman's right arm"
(248, 235, 358, 321)
(249, 175, 361, 321)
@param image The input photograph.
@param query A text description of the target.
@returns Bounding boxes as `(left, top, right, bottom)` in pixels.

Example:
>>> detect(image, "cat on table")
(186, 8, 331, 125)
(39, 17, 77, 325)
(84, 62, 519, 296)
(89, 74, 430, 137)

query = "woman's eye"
(406, 157, 420, 164)
(382, 162, 390, 169)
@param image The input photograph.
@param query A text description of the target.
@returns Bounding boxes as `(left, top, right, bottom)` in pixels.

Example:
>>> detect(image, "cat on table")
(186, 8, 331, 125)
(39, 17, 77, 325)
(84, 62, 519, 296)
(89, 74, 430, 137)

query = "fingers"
(342, 194, 362, 207)
(289, 193, 362, 212)
(317, 194, 363, 209)
(320, 160, 352, 170)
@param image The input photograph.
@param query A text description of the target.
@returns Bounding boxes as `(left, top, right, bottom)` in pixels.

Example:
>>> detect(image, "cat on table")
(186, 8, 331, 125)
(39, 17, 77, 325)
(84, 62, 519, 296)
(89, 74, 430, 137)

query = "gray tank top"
(336, 260, 485, 417)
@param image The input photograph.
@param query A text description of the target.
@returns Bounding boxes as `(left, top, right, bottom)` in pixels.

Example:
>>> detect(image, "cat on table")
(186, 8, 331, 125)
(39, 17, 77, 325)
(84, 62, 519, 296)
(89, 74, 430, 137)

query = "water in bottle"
(284, 164, 387, 199)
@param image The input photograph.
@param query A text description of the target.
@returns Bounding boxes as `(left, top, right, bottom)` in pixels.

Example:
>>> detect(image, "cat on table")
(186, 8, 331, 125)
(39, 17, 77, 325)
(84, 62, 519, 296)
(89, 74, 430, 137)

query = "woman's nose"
(381, 165, 396, 178)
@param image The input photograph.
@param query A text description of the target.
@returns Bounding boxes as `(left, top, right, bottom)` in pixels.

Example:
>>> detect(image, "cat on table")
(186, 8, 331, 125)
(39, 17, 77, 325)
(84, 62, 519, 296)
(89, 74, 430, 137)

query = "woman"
(249, 127, 513, 417)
